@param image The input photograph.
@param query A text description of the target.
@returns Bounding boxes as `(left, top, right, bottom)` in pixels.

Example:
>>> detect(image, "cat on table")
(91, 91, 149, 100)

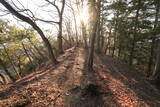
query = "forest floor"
(0, 47, 160, 107)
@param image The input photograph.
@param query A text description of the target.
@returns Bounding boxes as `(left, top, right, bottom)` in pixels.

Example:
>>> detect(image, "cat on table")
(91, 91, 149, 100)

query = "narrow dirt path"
(0, 48, 91, 107)
(0, 47, 79, 106)
(1, 48, 160, 107)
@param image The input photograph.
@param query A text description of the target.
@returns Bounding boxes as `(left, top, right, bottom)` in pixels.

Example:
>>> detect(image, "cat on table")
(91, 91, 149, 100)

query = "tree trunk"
(29, 48, 40, 62)
(0, 58, 15, 81)
(95, 0, 101, 54)
(73, 9, 79, 46)
(87, 0, 98, 71)
(112, 37, 116, 57)
(58, 19, 64, 54)
(129, 0, 141, 65)
(0, 0, 58, 64)
(17, 56, 22, 76)
(151, 40, 160, 83)
(118, 45, 122, 57)
(1, 43, 21, 78)
(82, 22, 88, 48)
(100, 2, 104, 52)
(105, 28, 112, 54)
(147, 0, 160, 76)
(0, 73, 6, 84)
(27, 38, 44, 58)
(21, 42, 34, 66)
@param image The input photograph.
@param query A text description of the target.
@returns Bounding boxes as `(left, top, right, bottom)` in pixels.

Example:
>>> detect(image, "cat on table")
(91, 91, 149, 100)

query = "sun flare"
(78, 7, 89, 24)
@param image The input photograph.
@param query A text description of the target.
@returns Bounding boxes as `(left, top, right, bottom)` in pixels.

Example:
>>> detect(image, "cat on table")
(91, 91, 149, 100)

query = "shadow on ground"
(95, 54, 160, 106)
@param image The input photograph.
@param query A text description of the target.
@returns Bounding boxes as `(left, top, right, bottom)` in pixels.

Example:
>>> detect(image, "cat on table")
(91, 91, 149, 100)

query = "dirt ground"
(0, 47, 160, 107)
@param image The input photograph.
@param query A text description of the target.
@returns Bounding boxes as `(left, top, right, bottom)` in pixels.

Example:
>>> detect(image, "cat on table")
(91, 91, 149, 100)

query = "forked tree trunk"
(17, 56, 22, 76)
(0, 0, 58, 64)
(57, 0, 65, 54)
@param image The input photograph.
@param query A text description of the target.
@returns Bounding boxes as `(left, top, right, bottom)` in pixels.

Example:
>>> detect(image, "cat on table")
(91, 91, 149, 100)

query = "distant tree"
(0, 57, 15, 81)
(45, 0, 66, 54)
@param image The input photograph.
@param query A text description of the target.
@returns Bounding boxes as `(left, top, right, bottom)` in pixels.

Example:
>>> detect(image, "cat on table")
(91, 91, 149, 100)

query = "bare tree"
(0, 0, 58, 64)
(66, 0, 81, 46)
(45, 0, 66, 54)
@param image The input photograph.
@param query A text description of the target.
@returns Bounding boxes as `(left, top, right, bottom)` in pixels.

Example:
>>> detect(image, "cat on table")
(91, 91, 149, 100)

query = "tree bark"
(58, 19, 64, 54)
(0, 0, 58, 64)
(87, 0, 98, 71)
(58, 0, 65, 54)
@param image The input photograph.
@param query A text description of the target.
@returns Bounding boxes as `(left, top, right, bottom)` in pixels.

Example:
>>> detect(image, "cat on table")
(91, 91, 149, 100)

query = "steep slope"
(0, 47, 160, 107)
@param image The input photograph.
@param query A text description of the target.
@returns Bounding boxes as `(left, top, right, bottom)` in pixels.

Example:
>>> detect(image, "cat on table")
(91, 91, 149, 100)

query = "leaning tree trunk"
(1, 43, 21, 78)
(21, 42, 34, 66)
(0, 0, 58, 64)
(0, 58, 15, 81)
(0, 73, 6, 84)
(27, 38, 44, 58)
(29, 48, 40, 63)
(17, 56, 22, 76)
(87, 0, 98, 71)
